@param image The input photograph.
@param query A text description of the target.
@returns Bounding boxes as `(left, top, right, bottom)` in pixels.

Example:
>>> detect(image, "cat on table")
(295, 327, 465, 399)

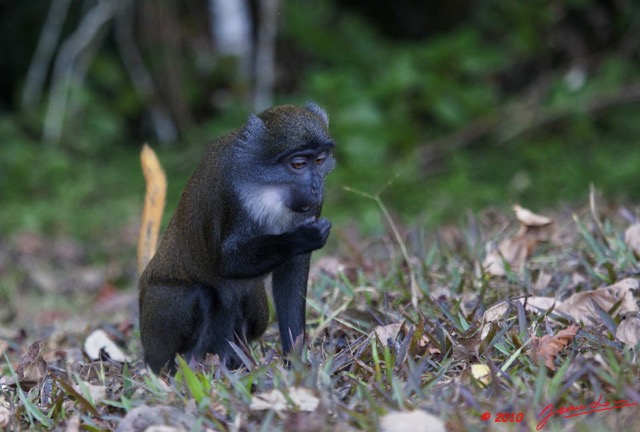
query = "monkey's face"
(240, 145, 335, 234)
(236, 103, 335, 234)
(282, 146, 334, 214)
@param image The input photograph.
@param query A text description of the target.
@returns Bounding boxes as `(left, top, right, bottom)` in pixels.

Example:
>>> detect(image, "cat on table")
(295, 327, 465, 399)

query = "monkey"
(138, 102, 335, 373)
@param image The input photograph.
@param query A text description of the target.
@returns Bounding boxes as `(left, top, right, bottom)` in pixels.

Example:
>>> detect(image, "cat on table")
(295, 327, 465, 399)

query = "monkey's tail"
(137, 143, 167, 275)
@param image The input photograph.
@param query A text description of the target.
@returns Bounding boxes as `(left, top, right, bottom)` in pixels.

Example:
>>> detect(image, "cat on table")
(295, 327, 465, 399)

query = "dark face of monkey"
(235, 103, 335, 234)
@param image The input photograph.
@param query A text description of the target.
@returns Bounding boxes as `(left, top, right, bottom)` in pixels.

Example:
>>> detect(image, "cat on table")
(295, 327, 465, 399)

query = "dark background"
(1, 0, 640, 242)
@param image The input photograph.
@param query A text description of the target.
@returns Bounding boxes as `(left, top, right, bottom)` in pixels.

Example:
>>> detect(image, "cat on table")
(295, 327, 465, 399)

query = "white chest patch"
(240, 186, 295, 234)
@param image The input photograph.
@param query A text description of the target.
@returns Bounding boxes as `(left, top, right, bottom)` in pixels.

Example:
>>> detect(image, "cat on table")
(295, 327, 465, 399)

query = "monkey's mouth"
(292, 203, 321, 219)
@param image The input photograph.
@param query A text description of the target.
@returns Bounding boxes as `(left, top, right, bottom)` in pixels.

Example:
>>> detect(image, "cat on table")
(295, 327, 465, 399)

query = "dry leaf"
(521, 296, 556, 313)
(515, 205, 554, 245)
(208, 389, 227, 417)
(0, 341, 48, 388)
(374, 323, 404, 346)
(484, 206, 555, 277)
(19, 341, 48, 385)
(0, 406, 10, 428)
(250, 387, 319, 412)
(624, 223, 640, 255)
(531, 325, 579, 370)
(513, 204, 552, 226)
(572, 272, 587, 286)
(379, 410, 445, 432)
(309, 256, 357, 282)
(65, 414, 80, 432)
(483, 237, 527, 276)
(483, 302, 510, 323)
(116, 405, 195, 432)
(144, 425, 183, 432)
(616, 317, 640, 346)
(470, 363, 491, 386)
(73, 382, 107, 405)
(84, 329, 131, 362)
(533, 271, 553, 292)
(555, 278, 639, 324)
(480, 301, 510, 339)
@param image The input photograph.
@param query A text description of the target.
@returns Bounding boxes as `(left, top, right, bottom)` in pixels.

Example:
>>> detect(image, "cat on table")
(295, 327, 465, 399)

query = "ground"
(1, 199, 639, 431)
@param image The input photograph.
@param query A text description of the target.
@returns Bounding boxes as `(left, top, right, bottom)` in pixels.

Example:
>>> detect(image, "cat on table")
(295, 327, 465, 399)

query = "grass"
(1, 197, 639, 431)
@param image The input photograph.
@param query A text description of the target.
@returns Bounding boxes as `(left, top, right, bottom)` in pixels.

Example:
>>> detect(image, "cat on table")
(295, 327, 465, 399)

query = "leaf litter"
(1, 201, 640, 430)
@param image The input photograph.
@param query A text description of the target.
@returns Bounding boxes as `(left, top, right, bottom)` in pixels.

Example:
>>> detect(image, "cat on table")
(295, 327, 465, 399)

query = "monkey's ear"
(305, 102, 329, 127)
(243, 113, 268, 142)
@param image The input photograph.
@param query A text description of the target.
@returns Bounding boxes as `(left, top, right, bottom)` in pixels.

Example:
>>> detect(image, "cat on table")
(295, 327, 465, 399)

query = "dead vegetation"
(1, 196, 640, 431)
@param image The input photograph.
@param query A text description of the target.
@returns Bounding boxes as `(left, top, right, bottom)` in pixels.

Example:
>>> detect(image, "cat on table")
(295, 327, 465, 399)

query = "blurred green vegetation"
(1, 0, 640, 245)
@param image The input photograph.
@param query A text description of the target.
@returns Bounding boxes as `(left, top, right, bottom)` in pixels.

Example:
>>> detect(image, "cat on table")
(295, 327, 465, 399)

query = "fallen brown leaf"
(480, 301, 510, 339)
(531, 324, 579, 370)
(309, 256, 358, 283)
(555, 278, 638, 324)
(624, 223, 640, 255)
(513, 204, 552, 227)
(379, 410, 446, 432)
(116, 405, 196, 432)
(374, 322, 404, 346)
(483, 301, 510, 323)
(483, 237, 528, 276)
(533, 271, 553, 292)
(521, 296, 556, 313)
(73, 382, 107, 406)
(65, 415, 80, 432)
(250, 387, 320, 412)
(484, 205, 554, 276)
(615, 316, 640, 346)
(0, 406, 10, 428)
(0, 341, 48, 388)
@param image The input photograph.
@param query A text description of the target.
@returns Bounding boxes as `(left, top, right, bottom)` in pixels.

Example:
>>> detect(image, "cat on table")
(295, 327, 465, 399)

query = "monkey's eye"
(315, 153, 328, 165)
(290, 157, 308, 170)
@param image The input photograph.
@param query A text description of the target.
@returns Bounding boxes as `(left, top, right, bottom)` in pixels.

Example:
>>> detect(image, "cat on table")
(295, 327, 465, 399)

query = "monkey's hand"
(218, 218, 331, 278)
(286, 217, 331, 255)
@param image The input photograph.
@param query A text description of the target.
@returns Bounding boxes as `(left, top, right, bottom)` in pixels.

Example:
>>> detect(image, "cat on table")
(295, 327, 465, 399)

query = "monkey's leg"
(242, 279, 270, 341)
(140, 284, 195, 373)
(271, 253, 311, 355)
(184, 284, 251, 369)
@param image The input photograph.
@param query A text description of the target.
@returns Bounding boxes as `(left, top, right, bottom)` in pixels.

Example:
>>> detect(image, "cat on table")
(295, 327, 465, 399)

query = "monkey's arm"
(272, 254, 310, 355)
(218, 218, 330, 279)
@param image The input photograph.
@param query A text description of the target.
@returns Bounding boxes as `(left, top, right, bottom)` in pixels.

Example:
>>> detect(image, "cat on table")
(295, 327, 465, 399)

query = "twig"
(344, 179, 421, 309)
(501, 82, 640, 144)
(419, 81, 640, 171)
(115, 0, 177, 143)
(207, 0, 252, 78)
(252, 0, 279, 111)
(43, 0, 121, 144)
(21, 0, 72, 110)
(589, 184, 610, 248)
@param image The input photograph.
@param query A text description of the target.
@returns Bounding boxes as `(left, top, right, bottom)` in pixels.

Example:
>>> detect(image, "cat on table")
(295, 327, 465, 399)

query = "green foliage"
(175, 357, 207, 404)
(0, 117, 143, 244)
(1, 0, 640, 241)
(277, 0, 640, 228)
